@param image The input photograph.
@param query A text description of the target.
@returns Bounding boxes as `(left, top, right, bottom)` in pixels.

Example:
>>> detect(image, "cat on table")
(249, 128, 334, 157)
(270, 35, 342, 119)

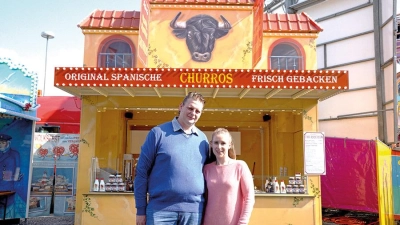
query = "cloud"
(0, 47, 42, 75)
(0, 47, 81, 96)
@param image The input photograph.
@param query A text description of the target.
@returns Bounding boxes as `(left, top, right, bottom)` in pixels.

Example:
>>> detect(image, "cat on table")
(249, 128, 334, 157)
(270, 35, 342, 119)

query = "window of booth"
(93, 109, 306, 193)
(270, 42, 303, 70)
(98, 36, 135, 68)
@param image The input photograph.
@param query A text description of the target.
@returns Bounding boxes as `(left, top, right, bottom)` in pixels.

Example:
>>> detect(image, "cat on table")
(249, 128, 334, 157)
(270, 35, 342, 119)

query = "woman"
(203, 128, 255, 225)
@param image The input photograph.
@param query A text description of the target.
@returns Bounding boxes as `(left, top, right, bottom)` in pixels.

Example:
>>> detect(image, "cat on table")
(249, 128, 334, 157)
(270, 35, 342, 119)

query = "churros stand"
(53, 0, 349, 224)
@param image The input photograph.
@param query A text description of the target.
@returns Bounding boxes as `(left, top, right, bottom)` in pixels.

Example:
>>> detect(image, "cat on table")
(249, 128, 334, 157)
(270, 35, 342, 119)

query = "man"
(134, 92, 209, 225)
(0, 133, 21, 218)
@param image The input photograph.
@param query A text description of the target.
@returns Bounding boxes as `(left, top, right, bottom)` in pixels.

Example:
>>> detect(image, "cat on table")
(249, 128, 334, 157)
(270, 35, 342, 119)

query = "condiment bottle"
(280, 180, 286, 194)
(274, 179, 280, 193)
(265, 178, 269, 192)
(99, 178, 105, 192)
(118, 182, 125, 192)
(93, 178, 99, 192)
(126, 177, 133, 192)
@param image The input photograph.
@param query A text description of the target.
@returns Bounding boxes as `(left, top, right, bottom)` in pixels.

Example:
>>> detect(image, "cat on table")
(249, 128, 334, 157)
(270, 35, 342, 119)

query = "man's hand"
(136, 215, 146, 225)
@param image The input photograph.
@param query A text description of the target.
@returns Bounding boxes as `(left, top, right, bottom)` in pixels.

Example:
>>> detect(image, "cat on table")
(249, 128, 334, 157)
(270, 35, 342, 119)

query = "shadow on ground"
(322, 208, 400, 225)
(4, 216, 75, 225)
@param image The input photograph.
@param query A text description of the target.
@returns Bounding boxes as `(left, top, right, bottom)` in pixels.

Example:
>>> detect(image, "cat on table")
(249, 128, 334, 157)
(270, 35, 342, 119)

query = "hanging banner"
(391, 153, 400, 218)
(304, 132, 326, 175)
(376, 138, 394, 224)
(29, 133, 80, 217)
(322, 138, 378, 212)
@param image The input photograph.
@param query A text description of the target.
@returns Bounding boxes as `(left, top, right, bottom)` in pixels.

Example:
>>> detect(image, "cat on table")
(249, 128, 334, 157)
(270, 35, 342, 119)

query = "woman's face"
(211, 132, 231, 160)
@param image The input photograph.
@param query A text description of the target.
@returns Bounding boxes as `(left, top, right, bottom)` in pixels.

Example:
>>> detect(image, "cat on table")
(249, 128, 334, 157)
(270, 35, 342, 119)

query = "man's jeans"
(146, 209, 202, 225)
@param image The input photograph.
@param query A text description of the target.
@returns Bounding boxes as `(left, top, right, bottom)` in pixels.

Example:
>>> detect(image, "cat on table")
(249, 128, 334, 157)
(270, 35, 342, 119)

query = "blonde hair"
(209, 128, 236, 162)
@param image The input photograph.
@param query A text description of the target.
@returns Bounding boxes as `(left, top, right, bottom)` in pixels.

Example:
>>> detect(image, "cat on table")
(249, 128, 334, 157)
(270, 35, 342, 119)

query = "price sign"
(304, 132, 326, 175)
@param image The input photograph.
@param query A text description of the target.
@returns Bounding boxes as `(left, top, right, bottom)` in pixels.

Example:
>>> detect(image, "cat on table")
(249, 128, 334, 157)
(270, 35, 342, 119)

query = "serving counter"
(80, 176, 321, 225)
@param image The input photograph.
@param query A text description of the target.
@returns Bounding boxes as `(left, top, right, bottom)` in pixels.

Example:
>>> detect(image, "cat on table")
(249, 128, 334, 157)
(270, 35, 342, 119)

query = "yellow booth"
(53, 0, 349, 224)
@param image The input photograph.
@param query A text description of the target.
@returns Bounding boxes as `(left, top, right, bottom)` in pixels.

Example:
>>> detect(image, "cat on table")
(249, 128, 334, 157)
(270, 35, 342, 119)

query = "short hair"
(182, 92, 206, 106)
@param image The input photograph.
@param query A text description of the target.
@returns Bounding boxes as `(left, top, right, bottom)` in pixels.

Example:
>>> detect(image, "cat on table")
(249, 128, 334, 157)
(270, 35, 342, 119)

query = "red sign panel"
(54, 67, 349, 90)
(138, 0, 150, 67)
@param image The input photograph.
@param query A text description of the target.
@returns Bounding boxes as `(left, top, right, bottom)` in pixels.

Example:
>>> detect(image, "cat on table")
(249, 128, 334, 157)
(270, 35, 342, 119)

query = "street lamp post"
(41, 31, 55, 96)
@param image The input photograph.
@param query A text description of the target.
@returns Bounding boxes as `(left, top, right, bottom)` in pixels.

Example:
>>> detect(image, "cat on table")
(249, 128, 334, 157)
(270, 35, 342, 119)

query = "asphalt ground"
(2, 210, 398, 225)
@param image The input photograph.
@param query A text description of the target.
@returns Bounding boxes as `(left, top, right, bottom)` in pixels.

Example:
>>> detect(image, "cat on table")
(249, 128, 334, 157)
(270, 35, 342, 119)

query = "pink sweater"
(203, 160, 255, 225)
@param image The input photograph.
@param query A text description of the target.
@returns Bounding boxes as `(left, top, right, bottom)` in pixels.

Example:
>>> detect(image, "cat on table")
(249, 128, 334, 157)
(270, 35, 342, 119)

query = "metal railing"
(270, 56, 303, 70)
(98, 53, 133, 68)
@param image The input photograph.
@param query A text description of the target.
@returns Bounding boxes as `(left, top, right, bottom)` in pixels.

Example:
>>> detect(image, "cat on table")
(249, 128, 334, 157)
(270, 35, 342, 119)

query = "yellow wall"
(82, 32, 139, 68)
(256, 34, 318, 70)
(81, 194, 318, 225)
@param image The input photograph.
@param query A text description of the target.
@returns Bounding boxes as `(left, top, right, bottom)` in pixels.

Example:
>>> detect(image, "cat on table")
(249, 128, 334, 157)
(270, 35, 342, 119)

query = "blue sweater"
(134, 118, 209, 215)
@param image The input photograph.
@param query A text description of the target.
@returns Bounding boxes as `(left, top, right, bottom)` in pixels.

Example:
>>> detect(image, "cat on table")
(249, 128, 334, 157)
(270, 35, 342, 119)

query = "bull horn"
(218, 15, 232, 29)
(170, 12, 186, 29)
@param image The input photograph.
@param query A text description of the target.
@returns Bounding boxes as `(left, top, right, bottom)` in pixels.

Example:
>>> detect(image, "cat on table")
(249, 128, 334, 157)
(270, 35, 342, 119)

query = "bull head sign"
(170, 12, 232, 62)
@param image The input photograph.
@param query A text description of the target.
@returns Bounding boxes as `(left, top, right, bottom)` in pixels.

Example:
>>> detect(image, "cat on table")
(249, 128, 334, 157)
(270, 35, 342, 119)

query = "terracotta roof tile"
(263, 12, 323, 33)
(149, 0, 254, 4)
(78, 9, 141, 29)
(78, 9, 322, 34)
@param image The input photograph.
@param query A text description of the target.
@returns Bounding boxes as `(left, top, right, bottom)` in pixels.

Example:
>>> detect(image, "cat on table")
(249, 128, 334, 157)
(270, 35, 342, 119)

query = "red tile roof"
(78, 10, 322, 33)
(78, 10, 141, 29)
(148, 0, 254, 4)
(263, 12, 323, 33)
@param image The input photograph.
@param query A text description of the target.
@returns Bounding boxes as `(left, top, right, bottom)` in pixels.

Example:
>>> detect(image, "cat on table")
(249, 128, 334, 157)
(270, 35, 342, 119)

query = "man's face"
(178, 99, 204, 129)
(0, 140, 9, 151)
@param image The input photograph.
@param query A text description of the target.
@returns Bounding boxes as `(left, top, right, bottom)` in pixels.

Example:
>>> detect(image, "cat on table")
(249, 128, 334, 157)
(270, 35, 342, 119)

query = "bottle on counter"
(269, 178, 275, 193)
(274, 179, 280, 193)
(126, 176, 133, 192)
(270, 177, 277, 193)
(93, 178, 99, 192)
(99, 178, 105, 192)
(269, 179, 274, 193)
(265, 178, 269, 192)
(280, 180, 286, 194)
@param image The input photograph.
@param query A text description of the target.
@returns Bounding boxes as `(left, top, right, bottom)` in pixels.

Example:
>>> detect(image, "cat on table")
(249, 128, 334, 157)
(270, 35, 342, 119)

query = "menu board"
(303, 132, 326, 175)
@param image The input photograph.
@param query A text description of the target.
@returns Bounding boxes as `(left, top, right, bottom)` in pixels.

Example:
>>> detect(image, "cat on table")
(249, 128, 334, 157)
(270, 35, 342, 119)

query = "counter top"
(254, 192, 315, 197)
(84, 191, 134, 195)
(84, 191, 314, 198)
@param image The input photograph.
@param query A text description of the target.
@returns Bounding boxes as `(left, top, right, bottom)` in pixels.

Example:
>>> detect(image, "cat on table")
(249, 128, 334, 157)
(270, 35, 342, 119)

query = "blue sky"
(0, 0, 141, 96)
(1, 1, 399, 96)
